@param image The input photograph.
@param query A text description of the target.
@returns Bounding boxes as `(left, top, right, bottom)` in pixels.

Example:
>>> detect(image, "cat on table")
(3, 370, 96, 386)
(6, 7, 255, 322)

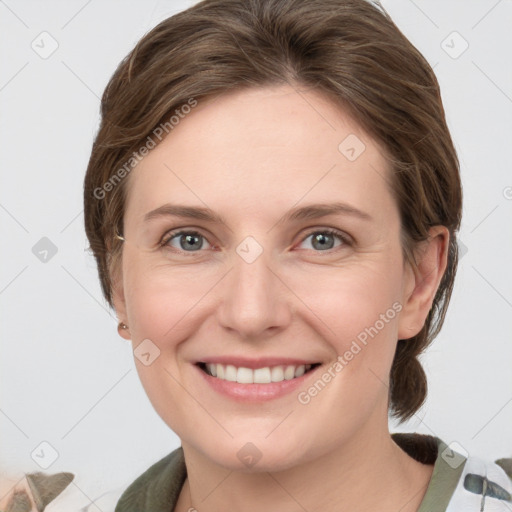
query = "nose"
(215, 242, 292, 341)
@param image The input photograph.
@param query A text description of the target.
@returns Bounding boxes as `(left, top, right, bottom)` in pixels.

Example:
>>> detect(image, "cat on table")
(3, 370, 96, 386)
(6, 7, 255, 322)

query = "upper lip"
(196, 357, 320, 369)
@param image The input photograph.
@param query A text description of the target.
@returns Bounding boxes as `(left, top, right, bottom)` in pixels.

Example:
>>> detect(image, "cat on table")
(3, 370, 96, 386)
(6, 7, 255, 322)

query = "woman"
(82, 0, 512, 511)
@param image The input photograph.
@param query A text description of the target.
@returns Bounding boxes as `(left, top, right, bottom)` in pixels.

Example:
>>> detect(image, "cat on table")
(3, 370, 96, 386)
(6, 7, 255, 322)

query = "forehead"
(124, 84, 398, 228)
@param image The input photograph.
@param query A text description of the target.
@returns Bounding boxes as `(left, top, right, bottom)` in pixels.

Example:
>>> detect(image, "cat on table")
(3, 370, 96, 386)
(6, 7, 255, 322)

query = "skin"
(113, 84, 449, 512)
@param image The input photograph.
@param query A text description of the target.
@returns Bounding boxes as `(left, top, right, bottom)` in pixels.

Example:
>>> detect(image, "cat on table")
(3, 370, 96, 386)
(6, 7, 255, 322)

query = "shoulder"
(446, 452, 512, 511)
(392, 432, 512, 511)
(114, 447, 187, 512)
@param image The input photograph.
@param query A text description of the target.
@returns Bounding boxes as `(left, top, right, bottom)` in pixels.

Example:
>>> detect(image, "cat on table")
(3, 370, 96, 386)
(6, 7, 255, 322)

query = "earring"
(118, 322, 128, 331)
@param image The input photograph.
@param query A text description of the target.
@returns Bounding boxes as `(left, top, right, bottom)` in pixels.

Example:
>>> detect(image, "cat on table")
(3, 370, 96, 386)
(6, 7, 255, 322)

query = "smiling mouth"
(197, 362, 321, 384)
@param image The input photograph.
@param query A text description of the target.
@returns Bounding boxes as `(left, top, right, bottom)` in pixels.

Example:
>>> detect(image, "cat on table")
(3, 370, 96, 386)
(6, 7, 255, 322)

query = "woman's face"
(114, 84, 441, 471)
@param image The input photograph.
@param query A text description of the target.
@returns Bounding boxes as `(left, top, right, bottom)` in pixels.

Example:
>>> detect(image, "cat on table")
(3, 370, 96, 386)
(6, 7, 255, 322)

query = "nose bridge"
(216, 235, 289, 338)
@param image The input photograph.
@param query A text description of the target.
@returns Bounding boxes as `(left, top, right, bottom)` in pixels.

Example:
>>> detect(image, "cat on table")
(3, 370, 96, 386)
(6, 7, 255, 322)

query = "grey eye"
(299, 230, 346, 251)
(164, 231, 211, 252)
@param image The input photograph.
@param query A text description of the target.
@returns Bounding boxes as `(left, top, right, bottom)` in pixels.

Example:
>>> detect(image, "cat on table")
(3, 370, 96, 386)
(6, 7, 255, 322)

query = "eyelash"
(158, 228, 352, 256)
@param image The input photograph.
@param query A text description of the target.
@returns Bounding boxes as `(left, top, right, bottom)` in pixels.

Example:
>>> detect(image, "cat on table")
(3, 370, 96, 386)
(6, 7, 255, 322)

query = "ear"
(397, 226, 450, 340)
(111, 267, 131, 341)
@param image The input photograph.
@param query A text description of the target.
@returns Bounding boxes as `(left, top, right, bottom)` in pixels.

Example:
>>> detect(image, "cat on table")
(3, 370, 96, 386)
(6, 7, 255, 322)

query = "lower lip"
(195, 364, 320, 402)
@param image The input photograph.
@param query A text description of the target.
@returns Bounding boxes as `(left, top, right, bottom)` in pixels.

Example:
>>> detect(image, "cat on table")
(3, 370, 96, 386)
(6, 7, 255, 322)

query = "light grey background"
(1, 0, 511, 507)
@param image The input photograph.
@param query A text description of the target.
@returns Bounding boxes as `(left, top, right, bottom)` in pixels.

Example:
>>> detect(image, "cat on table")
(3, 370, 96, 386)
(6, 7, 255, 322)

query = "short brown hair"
(83, 0, 462, 423)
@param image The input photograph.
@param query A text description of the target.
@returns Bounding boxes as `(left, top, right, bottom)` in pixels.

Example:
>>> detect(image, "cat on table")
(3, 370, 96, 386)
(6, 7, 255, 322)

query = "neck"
(176, 418, 434, 512)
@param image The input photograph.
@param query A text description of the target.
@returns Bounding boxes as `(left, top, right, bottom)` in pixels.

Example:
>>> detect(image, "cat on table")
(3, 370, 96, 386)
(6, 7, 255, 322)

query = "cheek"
(122, 257, 204, 430)
(284, 262, 404, 407)
(289, 265, 402, 424)
(285, 260, 402, 338)
(123, 250, 210, 338)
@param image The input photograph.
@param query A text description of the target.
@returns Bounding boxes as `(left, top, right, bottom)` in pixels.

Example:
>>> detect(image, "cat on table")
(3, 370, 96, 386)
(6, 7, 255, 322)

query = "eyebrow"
(143, 202, 373, 226)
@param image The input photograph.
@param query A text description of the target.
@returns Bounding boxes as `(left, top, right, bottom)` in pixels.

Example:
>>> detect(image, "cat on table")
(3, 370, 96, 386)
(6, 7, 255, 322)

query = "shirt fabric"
(114, 433, 512, 512)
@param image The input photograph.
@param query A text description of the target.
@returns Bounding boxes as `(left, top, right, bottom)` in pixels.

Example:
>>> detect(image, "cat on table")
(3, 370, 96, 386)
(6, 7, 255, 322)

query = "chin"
(189, 433, 317, 474)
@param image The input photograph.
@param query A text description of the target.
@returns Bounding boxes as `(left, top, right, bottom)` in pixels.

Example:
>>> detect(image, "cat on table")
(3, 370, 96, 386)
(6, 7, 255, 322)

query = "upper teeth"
(205, 364, 313, 383)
